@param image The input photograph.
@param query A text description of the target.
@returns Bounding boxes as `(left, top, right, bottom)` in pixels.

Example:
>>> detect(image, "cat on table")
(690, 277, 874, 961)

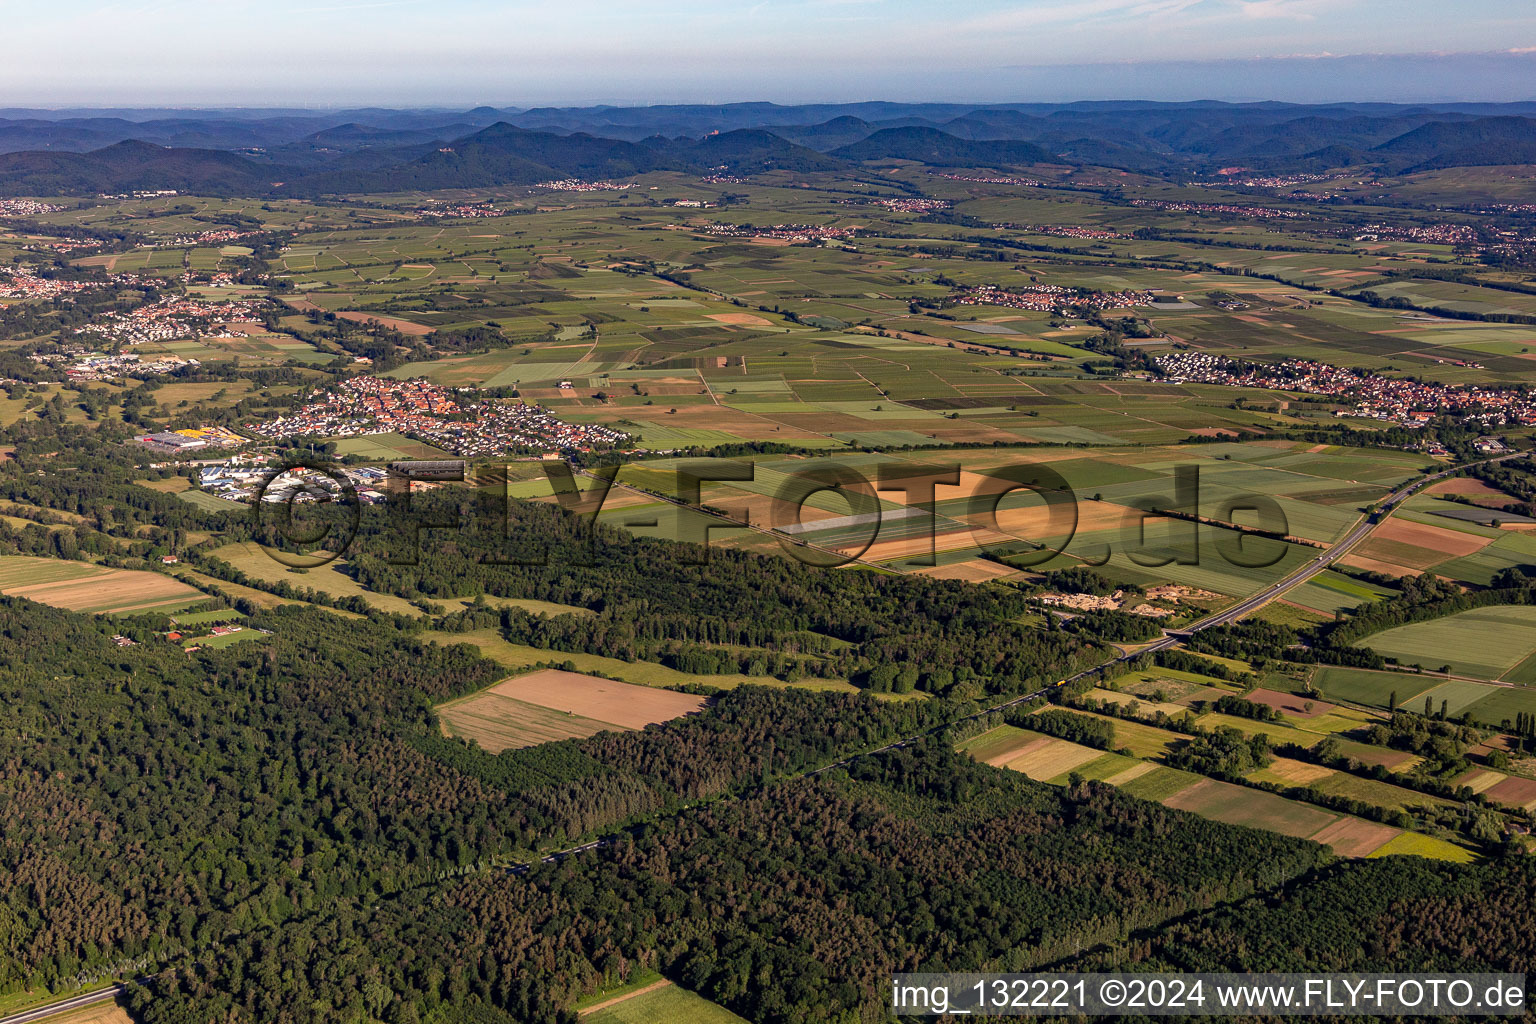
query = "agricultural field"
(0, 556, 205, 615)
(962, 719, 1471, 861)
(1362, 605, 1536, 681)
(435, 668, 708, 752)
(581, 982, 749, 1024)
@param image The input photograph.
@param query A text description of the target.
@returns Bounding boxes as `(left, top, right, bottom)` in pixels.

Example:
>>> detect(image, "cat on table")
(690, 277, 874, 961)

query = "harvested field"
(1426, 477, 1516, 505)
(1358, 518, 1491, 566)
(1162, 777, 1340, 839)
(1102, 761, 1159, 786)
(335, 311, 435, 335)
(1454, 769, 1507, 795)
(1253, 757, 1336, 786)
(960, 725, 1052, 766)
(849, 530, 979, 562)
(966, 498, 1136, 539)
(1484, 775, 1536, 811)
(439, 696, 617, 752)
(437, 670, 707, 752)
(1243, 687, 1338, 718)
(484, 669, 707, 728)
(1338, 554, 1423, 578)
(0, 556, 203, 615)
(1307, 817, 1400, 858)
(1000, 737, 1104, 780)
(912, 558, 1024, 582)
(705, 312, 773, 326)
(26, 999, 135, 1024)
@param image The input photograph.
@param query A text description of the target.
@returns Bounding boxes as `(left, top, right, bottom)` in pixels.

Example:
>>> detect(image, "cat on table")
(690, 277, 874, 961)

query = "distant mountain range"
(1, 100, 1534, 197)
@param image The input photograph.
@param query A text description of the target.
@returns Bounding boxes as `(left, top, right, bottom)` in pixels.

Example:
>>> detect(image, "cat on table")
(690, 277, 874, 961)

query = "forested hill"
(830, 126, 1055, 167)
(3, 101, 1536, 195)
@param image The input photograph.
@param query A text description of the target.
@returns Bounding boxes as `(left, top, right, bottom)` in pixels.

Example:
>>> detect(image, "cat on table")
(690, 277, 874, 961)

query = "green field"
(1362, 605, 1536, 680)
(583, 983, 748, 1024)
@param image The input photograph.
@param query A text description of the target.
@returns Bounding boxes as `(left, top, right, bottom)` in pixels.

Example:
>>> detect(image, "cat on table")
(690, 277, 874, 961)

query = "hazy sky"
(2, 0, 1533, 107)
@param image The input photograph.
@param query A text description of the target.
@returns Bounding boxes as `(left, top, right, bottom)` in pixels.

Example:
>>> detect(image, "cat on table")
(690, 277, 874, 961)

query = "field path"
(579, 979, 673, 1016)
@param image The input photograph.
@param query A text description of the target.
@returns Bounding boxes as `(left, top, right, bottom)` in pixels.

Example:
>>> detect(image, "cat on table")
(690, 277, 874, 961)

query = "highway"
(0, 986, 123, 1024)
(1173, 450, 1523, 637)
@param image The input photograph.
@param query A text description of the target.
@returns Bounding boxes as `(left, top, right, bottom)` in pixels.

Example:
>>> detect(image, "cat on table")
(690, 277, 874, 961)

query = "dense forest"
(224, 488, 1107, 697)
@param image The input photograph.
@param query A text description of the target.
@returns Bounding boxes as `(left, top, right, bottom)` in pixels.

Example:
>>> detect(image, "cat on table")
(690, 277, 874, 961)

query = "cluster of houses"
(873, 198, 950, 213)
(147, 228, 261, 248)
(0, 199, 65, 217)
(416, 203, 500, 218)
(954, 283, 1154, 313)
(1154, 351, 1536, 429)
(245, 376, 631, 457)
(0, 265, 146, 300)
(73, 296, 269, 346)
(1190, 172, 1341, 189)
(929, 173, 1044, 186)
(700, 174, 747, 184)
(697, 222, 858, 243)
(99, 190, 180, 200)
(248, 376, 460, 440)
(994, 222, 1127, 240)
(1129, 199, 1303, 220)
(534, 179, 637, 191)
(1351, 222, 1480, 246)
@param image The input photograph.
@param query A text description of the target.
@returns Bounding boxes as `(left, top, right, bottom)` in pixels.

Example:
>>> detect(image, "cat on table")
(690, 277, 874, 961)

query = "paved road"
(1173, 451, 1523, 637)
(0, 986, 123, 1024)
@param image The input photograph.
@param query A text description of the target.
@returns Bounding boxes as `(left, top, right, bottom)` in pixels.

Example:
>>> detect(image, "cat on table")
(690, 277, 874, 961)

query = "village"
(73, 295, 270, 346)
(1350, 222, 1481, 246)
(872, 197, 950, 213)
(0, 198, 66, 217)
(243, 375, 632, 457)
(0, 264, 148, 300)
(697, 221, 859, 243)
(143, 228, 263, 247)
(991, 222, 1128, 240)
(1154, 350, 1536, 429)
(929, 172, 1045, 186)
(1129, 198, 1304, 219)
(416, 202, 501, 218)
(954, 282, 1155, 312)
(533, 179, 637, 191)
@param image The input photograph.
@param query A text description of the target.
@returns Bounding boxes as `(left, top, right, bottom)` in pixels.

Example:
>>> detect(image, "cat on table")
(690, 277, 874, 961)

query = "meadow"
(581, 982, 748, 1024)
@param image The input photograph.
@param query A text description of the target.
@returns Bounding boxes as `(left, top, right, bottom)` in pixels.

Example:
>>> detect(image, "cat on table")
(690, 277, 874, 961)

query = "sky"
(1, 0, 1533, 107)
